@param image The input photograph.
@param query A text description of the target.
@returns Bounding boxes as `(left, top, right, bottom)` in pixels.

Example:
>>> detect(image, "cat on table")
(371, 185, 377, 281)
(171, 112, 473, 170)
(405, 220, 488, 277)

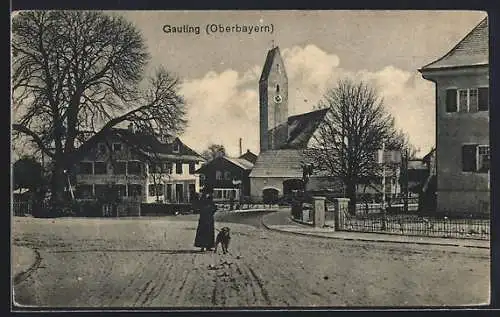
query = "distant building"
(250, 46, 401, 202)
(419, 17, 489, 215)
(75, 124, 205, 204)
(196, 152, 256, 202)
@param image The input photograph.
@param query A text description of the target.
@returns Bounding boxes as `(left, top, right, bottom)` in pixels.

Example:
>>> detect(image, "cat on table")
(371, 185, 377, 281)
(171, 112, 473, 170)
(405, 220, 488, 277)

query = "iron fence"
(337, 208, 490, 240)
(13, 201, 32, 216)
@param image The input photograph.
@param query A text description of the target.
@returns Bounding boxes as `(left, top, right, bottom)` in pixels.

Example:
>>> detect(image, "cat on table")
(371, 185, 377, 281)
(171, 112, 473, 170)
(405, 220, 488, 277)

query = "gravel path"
(12, 215, 490, 308)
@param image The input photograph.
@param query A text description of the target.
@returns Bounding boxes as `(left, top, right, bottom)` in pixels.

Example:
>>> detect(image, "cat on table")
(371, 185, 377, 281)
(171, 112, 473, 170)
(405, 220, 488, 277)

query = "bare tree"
(12, 11, 187, 212)
(201, 144, 226, 162)
(306, 79, 403, 214)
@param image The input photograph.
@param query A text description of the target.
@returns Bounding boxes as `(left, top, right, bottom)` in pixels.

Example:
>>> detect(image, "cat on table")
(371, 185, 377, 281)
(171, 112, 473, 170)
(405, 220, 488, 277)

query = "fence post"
(312, 196, 326, 228)
(334, 198, 350, 231)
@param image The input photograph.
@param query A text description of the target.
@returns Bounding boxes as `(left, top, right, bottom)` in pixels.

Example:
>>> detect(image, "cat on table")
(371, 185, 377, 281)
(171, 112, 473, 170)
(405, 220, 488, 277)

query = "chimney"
(239, 138, 242, 156)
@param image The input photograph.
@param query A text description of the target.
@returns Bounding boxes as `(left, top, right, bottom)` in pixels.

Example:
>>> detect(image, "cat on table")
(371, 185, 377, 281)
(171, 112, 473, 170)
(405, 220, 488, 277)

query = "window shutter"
(462, 144, 477, 172)
(446, 89, 457, 112)
(478, 87, 489, 111)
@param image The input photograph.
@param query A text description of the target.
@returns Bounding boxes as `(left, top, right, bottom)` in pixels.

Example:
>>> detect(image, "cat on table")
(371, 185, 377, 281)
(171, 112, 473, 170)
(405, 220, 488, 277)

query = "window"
(477, 145, 490, 173)
(149, 162, 164, 173)
(462, 144, 490, 173)
(94, 161, 107, 174)
(173, 142, 180, 153)
(446, 88, 487, 113)
(128, 161, 142, 175)
(224, 171, 231, 180)
(478, 87, 489, 111)
(149, 184, 164, 197)
(189, 162, 196, 174)
(446, 89, 457, 112)
(97, 143, 107, 154)
(165, 162, 173, 174)
(128, 184, 142, 197)
(112, 143, 122, 152)
(76, 185, 93, 199)
(166, 184, 172, 201)
(113, 161, 127, 175)
(276, 63, 280, 74)
(176, 162, 183, 174)
(216, 170, 223, 180)
(276, 84, 280, 93)
(94, 184, 107, 199)
(113, 185, 126, 197)
(79, 162, 93, 174)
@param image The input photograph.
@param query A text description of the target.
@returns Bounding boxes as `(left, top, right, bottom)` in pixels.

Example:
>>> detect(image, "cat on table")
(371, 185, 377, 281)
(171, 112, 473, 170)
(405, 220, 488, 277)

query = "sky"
(12, 10, 488, 160)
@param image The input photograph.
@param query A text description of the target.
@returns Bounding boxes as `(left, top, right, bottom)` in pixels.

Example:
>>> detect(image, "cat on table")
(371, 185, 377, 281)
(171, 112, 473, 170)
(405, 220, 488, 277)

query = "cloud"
(180, 44, 435, 157)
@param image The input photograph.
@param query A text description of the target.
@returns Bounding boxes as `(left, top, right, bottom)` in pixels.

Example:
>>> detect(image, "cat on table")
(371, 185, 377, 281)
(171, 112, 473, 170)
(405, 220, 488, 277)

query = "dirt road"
(12, 214, 490, 308)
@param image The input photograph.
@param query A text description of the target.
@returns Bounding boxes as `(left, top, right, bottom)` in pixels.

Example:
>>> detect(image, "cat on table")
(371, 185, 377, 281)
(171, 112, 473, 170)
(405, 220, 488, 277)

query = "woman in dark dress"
(194, 192, 217, 251)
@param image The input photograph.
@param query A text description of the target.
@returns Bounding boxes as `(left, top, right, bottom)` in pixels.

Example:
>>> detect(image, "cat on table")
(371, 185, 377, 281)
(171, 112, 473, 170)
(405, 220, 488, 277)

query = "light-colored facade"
(75, 128, 204, 204)
(419, 17, 490, 215)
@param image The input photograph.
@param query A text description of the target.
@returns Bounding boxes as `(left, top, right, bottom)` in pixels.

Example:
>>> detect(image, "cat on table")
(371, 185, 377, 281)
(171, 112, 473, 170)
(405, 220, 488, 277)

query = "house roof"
(109, 128, 204, 161)
(239, 150, 258, 164)
(196, 156, 254, 174)
(420, 17, 488, 70)
(284, 108, 329, 149)
(249, 149, 306, 178)
(224, 157, 254, 170)
(259, 46, 281, 83)
(408, 160, 427, 170)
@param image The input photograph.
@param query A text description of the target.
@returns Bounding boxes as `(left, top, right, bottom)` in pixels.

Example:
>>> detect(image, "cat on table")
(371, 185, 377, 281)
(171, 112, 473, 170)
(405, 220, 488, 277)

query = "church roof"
(284, 108, 329, 149)
(249, 149, 305, 178)
(259, 46, 281, 83)
(420, 17, 488, 71)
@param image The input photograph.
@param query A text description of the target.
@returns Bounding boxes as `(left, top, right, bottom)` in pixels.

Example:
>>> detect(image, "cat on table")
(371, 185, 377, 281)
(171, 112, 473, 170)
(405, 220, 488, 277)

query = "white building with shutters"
(419, 16, 490, 216)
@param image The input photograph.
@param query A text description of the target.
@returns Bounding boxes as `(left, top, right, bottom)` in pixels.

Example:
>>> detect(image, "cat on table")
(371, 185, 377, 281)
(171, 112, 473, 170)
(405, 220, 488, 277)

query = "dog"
(214, 227, 231, 254)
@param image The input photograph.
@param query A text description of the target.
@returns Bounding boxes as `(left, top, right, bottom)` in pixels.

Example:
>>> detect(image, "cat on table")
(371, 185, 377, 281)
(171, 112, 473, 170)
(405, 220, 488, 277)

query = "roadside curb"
(13, 246, 42, 285)
(260, 213, 490, 249)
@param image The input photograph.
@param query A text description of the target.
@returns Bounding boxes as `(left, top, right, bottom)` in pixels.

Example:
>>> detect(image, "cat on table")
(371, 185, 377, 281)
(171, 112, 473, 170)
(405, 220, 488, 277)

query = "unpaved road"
(12, 212, 490, 308)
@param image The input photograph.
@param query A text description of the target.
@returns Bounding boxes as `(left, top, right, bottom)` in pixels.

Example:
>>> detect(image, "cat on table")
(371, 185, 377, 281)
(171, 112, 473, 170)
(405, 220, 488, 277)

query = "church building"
(249, 46, 336, 202)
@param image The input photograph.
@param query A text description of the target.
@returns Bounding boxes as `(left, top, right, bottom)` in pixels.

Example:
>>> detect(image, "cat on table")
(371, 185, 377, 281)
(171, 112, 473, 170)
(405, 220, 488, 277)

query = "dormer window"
(173, 142, 180, 153)
(112, 143, 122, 152)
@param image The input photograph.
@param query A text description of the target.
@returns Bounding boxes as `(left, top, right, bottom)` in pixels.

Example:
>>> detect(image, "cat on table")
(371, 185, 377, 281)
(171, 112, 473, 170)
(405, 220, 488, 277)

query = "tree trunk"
(50, 164, 66, 217)
(346, 181, 357, 215)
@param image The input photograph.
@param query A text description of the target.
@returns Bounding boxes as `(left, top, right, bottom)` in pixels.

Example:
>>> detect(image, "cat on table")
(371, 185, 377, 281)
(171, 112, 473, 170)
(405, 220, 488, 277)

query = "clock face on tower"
(274, 95, 283, 104)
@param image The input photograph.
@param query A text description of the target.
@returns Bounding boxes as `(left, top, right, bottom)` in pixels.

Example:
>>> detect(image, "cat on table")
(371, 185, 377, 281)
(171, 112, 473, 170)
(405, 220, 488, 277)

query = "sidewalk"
(261, 210, 490, 249)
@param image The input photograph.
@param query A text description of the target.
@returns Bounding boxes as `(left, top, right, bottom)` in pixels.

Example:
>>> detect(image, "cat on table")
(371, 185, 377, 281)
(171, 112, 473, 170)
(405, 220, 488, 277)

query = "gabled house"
(419, 17, 490, 215)
(196, 152, 256, 202)
(75, 124, 205, 204)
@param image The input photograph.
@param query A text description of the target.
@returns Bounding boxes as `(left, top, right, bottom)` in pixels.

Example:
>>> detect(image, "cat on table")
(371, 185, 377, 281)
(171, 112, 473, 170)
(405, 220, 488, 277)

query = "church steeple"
(259, 46, 289, 152)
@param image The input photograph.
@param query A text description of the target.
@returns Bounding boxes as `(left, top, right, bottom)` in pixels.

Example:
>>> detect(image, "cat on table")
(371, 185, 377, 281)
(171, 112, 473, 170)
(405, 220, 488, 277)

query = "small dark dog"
(214, 227, 231, 254)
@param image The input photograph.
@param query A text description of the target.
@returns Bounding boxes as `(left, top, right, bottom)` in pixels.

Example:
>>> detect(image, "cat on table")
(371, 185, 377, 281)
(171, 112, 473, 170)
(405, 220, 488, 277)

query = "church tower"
(259, 46, 289, 152)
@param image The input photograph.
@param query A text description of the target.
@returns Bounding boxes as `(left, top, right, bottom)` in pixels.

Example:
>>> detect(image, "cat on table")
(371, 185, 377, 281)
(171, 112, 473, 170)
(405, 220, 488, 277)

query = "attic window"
(276, 84, 280, 93)
(173, 142, 180, 153)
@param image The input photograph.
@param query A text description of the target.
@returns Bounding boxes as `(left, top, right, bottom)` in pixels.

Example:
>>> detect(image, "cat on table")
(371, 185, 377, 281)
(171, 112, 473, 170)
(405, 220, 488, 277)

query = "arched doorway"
(262, 188, 280, 204)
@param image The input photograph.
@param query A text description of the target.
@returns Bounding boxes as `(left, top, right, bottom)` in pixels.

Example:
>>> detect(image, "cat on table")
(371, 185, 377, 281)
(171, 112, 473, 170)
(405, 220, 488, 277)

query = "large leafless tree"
(12, 11, 187, 211)
(306, 79, 409, 214)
